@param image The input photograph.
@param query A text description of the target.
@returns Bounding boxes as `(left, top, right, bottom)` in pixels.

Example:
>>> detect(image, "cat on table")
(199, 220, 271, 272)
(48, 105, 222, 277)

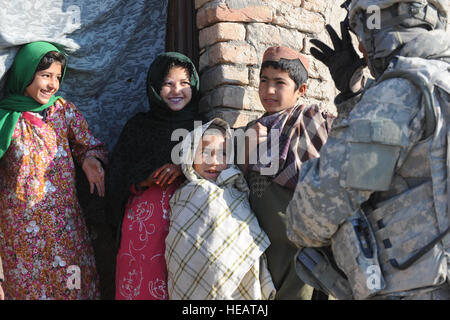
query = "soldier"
(286, 0, 450, 299)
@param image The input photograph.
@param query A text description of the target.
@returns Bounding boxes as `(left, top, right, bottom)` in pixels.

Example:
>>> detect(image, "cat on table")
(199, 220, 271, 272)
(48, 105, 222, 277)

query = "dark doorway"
(166, 0, 199, 69)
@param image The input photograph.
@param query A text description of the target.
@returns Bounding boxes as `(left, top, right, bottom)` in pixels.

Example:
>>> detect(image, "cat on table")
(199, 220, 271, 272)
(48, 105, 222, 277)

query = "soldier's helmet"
(346, 0, 448, 76)
(349, 0, 448, 32)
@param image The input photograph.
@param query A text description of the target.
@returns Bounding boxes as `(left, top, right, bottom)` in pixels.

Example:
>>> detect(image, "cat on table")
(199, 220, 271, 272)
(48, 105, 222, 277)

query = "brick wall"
(195, 0, 348, 127)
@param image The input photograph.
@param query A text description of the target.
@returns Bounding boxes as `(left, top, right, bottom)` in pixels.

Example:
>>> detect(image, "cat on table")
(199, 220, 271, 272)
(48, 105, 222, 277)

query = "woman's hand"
(243, 122, 268, 173)
(152, 164, 182, 188)
(82, 157, 105, 197)
(137, 164, 182, 190)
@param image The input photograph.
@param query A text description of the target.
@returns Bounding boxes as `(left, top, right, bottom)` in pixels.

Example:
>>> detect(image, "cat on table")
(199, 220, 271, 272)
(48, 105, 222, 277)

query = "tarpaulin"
(0, 0, 168, 150)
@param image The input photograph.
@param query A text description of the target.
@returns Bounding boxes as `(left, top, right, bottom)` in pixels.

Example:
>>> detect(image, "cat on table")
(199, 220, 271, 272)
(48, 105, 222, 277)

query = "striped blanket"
(248, 103, 333, 189)
(165, 118, 275, 300)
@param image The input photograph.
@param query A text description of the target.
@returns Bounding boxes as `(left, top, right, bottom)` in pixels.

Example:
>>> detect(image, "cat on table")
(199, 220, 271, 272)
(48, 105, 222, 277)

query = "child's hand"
(253, 122, 268, 144)
(135, 174, 153, 191)
(82, 157, 105, 197)
(0, 282, 4, 300)
(245, 122, 268, 166)
(152, 164, 182, 188)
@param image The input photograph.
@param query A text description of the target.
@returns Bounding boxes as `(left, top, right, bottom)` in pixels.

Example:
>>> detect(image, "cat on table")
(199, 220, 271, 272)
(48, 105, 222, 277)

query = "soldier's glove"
(310, 22, 367, 96)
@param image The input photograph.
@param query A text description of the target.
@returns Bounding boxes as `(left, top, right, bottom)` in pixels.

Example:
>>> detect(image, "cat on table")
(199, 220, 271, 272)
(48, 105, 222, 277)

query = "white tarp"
(0, 0, 168, 150)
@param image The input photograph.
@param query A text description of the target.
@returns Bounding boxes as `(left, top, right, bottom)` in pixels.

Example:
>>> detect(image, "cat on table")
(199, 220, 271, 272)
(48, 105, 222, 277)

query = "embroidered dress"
(0, 98, 106, 300)
(115, 179, 182, 300)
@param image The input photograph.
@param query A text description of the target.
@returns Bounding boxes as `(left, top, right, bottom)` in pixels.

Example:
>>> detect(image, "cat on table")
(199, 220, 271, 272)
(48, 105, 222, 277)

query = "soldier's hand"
(310, 22, 366, 95)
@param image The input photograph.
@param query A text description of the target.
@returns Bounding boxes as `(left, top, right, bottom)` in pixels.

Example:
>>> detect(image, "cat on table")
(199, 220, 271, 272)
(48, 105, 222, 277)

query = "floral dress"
(0, 98, 107, 300)
(115, 178, 182, 300)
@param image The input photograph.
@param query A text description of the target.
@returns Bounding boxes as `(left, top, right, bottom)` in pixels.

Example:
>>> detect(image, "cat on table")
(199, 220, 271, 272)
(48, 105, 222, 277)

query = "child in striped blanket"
(165, 118, 275, 300)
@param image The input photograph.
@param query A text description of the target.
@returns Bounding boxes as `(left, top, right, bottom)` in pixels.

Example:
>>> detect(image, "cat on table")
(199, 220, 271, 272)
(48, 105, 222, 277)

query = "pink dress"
(115, 178, 182, 300)
(0, 98, 106, 300)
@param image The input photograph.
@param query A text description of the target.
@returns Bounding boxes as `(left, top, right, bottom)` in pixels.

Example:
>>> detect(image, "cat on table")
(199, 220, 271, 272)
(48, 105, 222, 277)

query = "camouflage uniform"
(287, 0, 450, 299)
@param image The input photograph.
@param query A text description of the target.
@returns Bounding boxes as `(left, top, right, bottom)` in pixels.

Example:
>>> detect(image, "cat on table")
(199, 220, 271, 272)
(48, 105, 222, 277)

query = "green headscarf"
(0, 41, 66, 159)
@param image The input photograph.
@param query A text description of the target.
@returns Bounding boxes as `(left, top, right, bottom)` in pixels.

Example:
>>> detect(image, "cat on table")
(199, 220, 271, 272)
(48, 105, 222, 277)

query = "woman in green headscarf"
(0, 41, 107, 300)
(107, 52, 202, 300)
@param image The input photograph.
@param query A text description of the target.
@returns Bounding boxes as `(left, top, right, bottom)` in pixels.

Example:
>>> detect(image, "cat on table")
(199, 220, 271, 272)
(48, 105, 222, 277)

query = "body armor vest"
(331, 56, 450, 299)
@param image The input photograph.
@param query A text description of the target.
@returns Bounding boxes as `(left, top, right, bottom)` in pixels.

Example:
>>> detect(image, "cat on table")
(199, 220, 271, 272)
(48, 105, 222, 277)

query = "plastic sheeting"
(0, 0, 168, 150)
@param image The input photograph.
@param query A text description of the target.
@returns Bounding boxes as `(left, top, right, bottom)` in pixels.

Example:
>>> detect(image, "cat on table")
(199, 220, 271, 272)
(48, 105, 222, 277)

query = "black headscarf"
(106, 52, 202, 229)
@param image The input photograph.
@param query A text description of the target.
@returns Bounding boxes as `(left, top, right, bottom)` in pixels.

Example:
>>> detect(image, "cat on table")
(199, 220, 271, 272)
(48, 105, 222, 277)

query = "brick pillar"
(195, 0, 347, 128)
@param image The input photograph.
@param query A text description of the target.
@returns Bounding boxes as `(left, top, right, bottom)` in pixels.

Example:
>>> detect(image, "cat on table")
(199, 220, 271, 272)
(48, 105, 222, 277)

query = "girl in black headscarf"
(107, 52, 201, 300)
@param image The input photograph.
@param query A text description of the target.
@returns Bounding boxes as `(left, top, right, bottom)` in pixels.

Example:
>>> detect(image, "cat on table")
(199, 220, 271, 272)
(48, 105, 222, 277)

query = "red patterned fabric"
(0, 98, 106, 300)
(115, 179, 182, 300)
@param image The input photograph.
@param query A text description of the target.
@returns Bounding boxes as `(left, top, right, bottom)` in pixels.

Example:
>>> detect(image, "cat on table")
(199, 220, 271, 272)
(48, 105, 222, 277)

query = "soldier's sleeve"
(0, 255, 4, 282)
(286, 77, 425, 248)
